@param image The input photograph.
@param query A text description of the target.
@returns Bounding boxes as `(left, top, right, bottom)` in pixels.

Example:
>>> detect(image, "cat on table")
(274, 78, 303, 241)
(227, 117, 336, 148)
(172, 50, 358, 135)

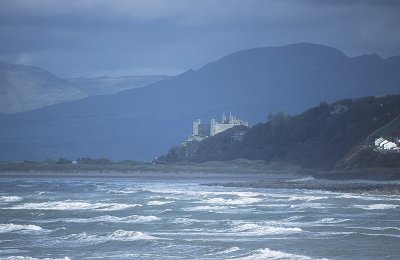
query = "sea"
(0, 175, 399, 259)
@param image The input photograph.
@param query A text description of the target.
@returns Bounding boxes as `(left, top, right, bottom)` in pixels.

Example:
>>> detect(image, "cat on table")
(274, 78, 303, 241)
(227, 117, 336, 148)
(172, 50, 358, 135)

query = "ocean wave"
(354, 204, 398, 210)
(205, 197, 262, 205)
(317, 218, 350, 224)
(109, 230, 161, 241)
(0, 223, 43, 234)
(6, 200, 141, 211)
(287, 176, 316, 183)
(231, 222, 303, 235)
(172, 218, 204, 225)
(206, 247, 240, 256)
(0, 196, 23, 203)
(42, 215, 160, 224)
(232, 247, 322, 260)
(336, 193, 400, 201)
(144, 188, 263, 199)
(96, 186, 140, 194)
(271, 194, 328, 202)
(4, 257, 70, 260)
(147, 200, 174, 206)
(185, 205, 231, 212)
(64, 230, 161, 245)
(290, 203, 334, 209)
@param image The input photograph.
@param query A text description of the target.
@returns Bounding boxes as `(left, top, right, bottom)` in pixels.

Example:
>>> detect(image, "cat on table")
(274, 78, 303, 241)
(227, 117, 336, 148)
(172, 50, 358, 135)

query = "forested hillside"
(187, 95, 400, 168)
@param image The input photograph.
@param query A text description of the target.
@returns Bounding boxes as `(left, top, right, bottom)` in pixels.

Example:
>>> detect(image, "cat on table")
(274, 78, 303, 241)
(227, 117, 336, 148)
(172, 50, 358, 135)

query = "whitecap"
(233, 247, 322, 260)
(287, 176, 316, 182)
(354, 204, 397, 210)
(44, 215, 160, 224)
(64, 230, 161, 245)
(290, 203, 334, 209)
(109, 230, 161, 241)
(205, 197, 262, 205)
(4, 257, 71, 260)
(317, 218, 350, 224)
(7, 200, 140, 211)
(0, 196, 23, 203)
(285, 195, 328, 202)
(231, 222, 302, 235)
(0, 223, 43, 234)
(5, 256, 71, 260)
(147, 200, 174, 206)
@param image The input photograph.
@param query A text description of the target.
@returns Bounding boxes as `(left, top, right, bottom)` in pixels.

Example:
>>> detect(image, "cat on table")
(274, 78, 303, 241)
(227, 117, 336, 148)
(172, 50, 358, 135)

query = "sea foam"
(234, 247, 320, 260)
(7, 200, 140, 211)
(42, 215, 160, 224)
(147, 200, 174, 206)
(205, 197, 262, 205)
(64, 230, 161, 245)
(231, 222, 302, 235)
(354, 204, 397, 210)
(4, 257, 71, 260)
(0, 223, 43, 234)
(0, 196, 23, 203)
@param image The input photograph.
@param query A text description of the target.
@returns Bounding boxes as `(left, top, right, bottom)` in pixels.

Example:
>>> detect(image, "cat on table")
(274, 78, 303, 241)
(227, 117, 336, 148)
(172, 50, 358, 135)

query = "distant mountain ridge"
(0, 61, 86, 113)
(67, 75, 170, 96)
(1, 43, 400, 161)
(0, 60, 170, 113)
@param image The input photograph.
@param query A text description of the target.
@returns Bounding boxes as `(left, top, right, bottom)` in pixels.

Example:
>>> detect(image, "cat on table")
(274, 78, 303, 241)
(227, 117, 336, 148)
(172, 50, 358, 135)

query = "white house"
(383, 141, 397, 150)
(379, 140, 389, 148)
(374, 137, 385, 146)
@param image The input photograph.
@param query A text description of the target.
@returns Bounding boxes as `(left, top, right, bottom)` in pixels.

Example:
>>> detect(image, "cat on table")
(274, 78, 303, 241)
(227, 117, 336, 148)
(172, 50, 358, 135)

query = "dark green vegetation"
(1, 43, 400, 161)
(0, 159, 306, 176)
(166, 95, 400, 170)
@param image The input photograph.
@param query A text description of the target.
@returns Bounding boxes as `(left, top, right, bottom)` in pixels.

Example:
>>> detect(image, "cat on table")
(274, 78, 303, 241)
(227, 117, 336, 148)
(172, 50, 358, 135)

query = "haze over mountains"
(1, 43, 399, 161)
(0, 61, 86, 113)
(67, 75, 170, 96)
(0, 61, 170, 113)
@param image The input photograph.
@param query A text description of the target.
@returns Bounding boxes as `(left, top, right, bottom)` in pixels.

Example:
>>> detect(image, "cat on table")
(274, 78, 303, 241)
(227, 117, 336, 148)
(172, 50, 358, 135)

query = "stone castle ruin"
(192, 112, 248, 138)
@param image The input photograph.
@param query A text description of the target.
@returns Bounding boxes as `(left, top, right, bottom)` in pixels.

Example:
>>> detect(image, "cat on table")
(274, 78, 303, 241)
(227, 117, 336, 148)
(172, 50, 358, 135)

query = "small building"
(374, 137, 385, 147)
(383, 141, 397, 150)
(379, 140, 389, 148)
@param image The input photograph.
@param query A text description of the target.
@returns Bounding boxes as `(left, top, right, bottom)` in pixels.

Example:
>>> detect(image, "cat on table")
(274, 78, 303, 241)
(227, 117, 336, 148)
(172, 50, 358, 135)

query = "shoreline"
(1, 159, 400, 195)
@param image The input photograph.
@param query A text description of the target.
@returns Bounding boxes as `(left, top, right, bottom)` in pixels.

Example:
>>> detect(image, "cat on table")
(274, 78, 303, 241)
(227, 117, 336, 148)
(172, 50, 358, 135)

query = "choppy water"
(0, 177, 400, 259)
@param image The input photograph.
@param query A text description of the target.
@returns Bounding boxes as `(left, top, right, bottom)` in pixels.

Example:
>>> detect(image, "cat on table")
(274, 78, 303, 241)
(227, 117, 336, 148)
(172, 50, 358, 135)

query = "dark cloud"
(0, 0, 399, 77)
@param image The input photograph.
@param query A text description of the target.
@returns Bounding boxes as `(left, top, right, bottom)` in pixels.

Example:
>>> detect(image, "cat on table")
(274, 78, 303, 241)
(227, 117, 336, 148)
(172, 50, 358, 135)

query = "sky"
(0, 0, 399, 78)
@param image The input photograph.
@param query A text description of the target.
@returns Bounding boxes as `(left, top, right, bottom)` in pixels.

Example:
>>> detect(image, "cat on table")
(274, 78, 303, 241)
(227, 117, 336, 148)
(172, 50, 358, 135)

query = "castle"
(192, 113, 249, 138)
(158, 112, 249, 161)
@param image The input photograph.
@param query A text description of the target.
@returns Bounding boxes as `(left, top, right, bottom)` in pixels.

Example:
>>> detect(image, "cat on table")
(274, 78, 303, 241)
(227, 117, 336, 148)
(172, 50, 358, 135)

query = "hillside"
(67, 75, 170, 96)
(186, 95, 400, 168)
(1, 43, 400, 161)
(0, 61, 86, 113)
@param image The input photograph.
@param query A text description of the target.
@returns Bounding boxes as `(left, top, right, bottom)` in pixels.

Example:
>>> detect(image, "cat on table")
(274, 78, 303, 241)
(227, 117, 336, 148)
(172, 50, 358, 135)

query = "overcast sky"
(0, 0, 399, 77)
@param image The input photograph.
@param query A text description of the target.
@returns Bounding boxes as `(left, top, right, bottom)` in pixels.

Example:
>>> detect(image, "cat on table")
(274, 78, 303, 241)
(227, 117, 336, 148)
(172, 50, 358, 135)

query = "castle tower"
(192, 119, 200, 136)
(229, 112, 234, 124)
(222, 112, 226, 123)
(210, 119, 217, 136)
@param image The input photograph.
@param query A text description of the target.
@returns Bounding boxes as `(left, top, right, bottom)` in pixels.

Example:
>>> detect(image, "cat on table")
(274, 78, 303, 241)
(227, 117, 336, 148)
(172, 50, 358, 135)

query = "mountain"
(0, 61, 86, 113)
(67, 75, 170, 96)
(1, 43, 400, 161)
(176, 95, 400, 169)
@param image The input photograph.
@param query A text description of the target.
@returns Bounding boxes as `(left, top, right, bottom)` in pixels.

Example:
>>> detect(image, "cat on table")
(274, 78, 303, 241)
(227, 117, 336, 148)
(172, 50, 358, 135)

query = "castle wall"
(193, 113, 248, 137)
